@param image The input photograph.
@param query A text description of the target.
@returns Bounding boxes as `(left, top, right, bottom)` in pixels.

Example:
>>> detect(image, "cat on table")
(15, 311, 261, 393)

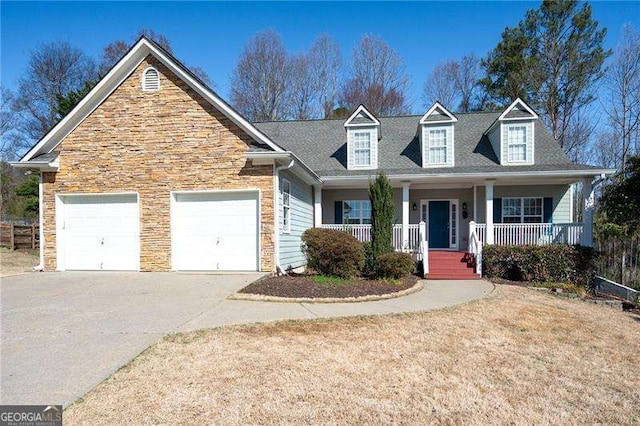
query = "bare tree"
(423, 54, 483, 112)
(592, 129, 622, 169)
(454, 54, 482, 112)
(602, 23, 640, 173)
(14, 41, 98, 142)
(339, 34, 410, 116)
(562, 109, 599, 163)
(99, 40, 130, 75)
(0, 88, 27, 161)
(287, 53, 316, 120)
(422, 60, 458, 110)
(309, 35, 342, 118)
(100, 30, 173, 74)
(99, 30, 212, 85)
(231, 29, 290, 121)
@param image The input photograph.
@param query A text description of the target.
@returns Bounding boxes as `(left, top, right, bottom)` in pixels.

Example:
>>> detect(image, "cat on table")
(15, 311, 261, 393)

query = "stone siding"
(43, 55, 274, 272)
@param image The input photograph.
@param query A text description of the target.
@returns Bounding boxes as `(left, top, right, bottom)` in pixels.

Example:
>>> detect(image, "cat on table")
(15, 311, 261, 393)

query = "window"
(451, 202, 457, 245)
(343, 200, 371, 225)
(282, 179, 291, 232)
(502, 197, 543, 223)
(428, 129, 448, 165)
(142, 67, 160, 91)
(353, 131, 372, 166)
(507, 125, 527, 162)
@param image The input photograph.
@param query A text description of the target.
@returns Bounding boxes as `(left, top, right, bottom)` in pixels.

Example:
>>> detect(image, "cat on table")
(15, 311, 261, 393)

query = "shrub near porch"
(482, 245, 596, 288)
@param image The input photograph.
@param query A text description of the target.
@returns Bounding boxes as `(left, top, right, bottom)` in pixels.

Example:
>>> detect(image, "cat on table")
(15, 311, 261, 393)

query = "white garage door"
(61, 194, 140, 271)
(172, 191, 259, 271)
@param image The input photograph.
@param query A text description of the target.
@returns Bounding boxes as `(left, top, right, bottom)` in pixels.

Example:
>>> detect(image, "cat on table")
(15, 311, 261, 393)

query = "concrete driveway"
(1, 272, 493, 407)
(0, 272, 262, 406)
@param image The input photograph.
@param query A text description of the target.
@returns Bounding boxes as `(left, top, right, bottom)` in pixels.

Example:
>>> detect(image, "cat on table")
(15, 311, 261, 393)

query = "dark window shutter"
(334, 201, 343, 224)
(493, 198, 502, 224)
(543, 197, 553, 223)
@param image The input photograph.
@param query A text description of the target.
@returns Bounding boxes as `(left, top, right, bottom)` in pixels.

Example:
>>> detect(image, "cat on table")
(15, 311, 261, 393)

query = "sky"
(1, 1, 639, 113)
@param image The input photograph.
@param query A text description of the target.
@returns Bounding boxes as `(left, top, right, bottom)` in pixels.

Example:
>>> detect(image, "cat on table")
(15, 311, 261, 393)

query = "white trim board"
(344, 105, 380, 127)
(420, 101, 458, 124)
(420, 198, 459, 250)
(499, 98, 539, 121)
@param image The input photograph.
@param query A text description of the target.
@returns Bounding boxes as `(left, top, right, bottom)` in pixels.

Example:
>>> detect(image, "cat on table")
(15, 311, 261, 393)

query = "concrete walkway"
(179, 279, 494, 331)
(0, 272, 493, 407)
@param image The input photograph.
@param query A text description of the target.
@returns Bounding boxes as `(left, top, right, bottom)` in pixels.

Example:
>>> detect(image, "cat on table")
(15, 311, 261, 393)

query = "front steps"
(427, 250, 478, 280)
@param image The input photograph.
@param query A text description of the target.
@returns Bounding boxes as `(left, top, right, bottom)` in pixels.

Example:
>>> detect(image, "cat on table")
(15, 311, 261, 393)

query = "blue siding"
(278, 170, 314, 269)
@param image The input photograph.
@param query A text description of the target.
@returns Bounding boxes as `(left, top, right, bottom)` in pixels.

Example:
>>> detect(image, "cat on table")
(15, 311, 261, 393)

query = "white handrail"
(419, 221, 428, 277)
(468, 221, 482, 275)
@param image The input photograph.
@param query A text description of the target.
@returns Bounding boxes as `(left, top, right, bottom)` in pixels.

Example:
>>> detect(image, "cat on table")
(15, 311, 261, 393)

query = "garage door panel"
(173, 192, 258, 271)
(61, 194, 139, 271)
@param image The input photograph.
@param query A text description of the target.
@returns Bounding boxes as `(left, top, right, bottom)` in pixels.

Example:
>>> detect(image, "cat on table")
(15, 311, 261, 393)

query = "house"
(12, 37, 612, 276)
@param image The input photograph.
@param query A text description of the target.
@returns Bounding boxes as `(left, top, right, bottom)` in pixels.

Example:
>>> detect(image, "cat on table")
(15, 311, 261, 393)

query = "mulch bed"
(238, 274, 420, 299)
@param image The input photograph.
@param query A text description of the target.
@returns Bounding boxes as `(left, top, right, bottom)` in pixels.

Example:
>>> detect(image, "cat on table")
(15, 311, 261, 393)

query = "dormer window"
(353, 131, 373, 166)
(420, 102, 457, 168)
(428, 128, 448, 164)
(344, 105, 379, 170)
(142, 67, 160, 91)
(507, 125, 527, 162)
(486, 98, 537, 166)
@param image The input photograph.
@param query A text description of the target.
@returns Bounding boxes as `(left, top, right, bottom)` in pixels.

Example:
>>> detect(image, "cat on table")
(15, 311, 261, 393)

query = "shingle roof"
(504, 109, 535, 119)
(254, 111, 598, 177)
(350, 115, 375, 125)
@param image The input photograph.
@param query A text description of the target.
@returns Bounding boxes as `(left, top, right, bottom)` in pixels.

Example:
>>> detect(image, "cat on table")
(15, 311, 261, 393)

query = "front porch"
(320, 221, 586, 251)
(315, 178, 594, 250)
(314, 176, 596, 277)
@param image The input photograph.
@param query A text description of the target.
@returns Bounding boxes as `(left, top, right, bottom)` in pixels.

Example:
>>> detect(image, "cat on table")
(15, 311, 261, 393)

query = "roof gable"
(499, 98, 538, 120)
(419, 102, 458, 124)
(344, 105, 380, 127)
(19, 36, 282, 163)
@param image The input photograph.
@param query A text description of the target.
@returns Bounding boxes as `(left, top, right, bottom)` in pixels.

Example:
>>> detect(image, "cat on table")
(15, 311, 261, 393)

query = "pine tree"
(481, 0, 610, 158)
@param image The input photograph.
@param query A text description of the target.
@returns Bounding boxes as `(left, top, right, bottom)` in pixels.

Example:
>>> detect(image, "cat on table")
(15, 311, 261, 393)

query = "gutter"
(246, 151, 320, 184)
(34, 172, 44, 271)
(10, 160, 59, 172)
(274, 159, 295, 275)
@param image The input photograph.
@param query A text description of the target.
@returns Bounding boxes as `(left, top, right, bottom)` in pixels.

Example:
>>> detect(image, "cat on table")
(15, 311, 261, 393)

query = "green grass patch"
(310, 275, 354, 287)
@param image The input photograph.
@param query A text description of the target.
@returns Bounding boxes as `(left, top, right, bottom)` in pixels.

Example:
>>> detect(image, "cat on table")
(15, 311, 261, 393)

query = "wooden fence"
(0, 223, 39, 250)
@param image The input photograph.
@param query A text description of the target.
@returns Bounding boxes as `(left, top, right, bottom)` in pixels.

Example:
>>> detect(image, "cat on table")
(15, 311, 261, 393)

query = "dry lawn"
(0, 248, 38, 277)
(65, 285, 640, 425)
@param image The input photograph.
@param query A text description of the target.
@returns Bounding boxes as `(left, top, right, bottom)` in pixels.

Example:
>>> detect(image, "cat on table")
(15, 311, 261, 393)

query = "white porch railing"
(468, 221, 482, 275)
(418, 221, 428, 277)
(321, 224, 420, 251)
(469, 222, 584, 246)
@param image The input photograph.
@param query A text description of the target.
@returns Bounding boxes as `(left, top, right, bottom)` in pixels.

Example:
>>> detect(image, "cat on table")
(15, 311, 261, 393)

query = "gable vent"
(142, 67, 160, 91)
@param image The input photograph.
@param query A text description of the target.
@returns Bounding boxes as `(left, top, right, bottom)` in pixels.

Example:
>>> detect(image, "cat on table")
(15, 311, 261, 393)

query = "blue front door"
(429, 201, 450, 249)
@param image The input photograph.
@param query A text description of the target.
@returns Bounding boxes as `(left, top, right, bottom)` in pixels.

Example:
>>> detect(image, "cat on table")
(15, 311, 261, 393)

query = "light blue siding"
(476, 184, 572, 223)
(278, 170, 314, 270)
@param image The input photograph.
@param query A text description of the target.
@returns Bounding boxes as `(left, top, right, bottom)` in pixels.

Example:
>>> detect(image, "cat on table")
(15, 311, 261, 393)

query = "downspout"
(274, 159, 294, 275)
(33, 171, 44, 271)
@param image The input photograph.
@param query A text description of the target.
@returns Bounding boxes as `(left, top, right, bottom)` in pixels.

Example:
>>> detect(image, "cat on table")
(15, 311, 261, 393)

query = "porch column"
(402, 182, 410, 250)
(582, 178, 594, 247)
(313, 185, 322, 227)
(473, 184, 477, 221)
(485, 179, 495, 245)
